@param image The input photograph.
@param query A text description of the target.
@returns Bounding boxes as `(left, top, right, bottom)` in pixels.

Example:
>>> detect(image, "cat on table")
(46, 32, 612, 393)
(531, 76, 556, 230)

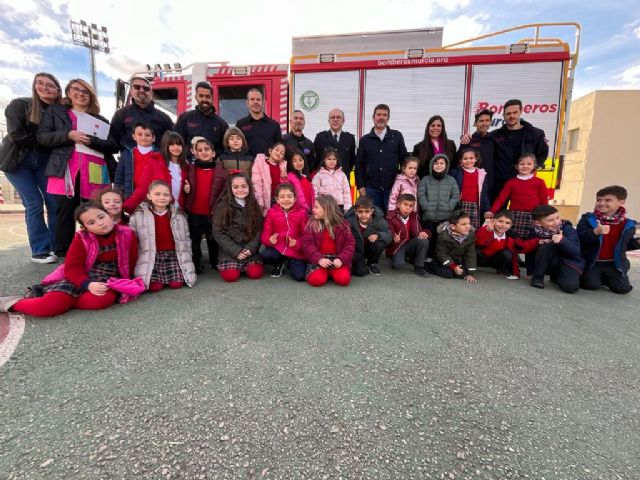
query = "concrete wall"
(555, 90, 640, 220)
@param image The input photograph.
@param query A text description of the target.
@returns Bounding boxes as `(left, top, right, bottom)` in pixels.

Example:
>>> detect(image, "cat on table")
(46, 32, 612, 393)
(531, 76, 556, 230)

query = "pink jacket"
(41, 225, 140, 303)
(388, 174, 420, 212)
(261, 203, 308, 259)
(252, 154, 288, 215)
(311, 167, 352, 209)
(287, 172, 315, 211)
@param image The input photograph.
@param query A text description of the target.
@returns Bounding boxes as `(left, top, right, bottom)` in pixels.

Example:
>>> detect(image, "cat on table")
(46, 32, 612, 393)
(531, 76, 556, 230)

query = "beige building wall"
(555, 90, 640, 221)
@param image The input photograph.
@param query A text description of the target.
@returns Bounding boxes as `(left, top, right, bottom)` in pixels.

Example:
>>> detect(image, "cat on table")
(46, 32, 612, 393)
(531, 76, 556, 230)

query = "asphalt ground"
(1, 213, 639, 479)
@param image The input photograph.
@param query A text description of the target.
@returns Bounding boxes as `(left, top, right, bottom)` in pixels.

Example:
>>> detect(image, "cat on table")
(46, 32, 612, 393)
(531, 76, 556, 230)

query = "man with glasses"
(109, 76, 174, 150)
(176, 81, 228, 159)
(313, 108, 356, 175)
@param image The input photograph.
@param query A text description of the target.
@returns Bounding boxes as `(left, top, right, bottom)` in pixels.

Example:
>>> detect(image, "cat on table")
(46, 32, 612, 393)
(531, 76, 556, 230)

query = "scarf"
(445, 222, 469, 244)
(594, 206, 626, 225)
(533, 221, 564, 239)
(431, 170, 446, 180)
(194, 159, 215, 169)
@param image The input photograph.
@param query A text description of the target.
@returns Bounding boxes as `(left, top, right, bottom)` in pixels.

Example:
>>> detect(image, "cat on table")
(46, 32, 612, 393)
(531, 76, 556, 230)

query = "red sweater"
(268, 161, 282, 198)
(64, 229, 139, 288)
(461, 170, 479, 203)
(154, 211, 176, 251)
(490, 176, 548, 213)
(299, 176, 313, 209)
(320, 229, 337, 254)
(124, 153, 172, 213)
(133, 149, 150, 188)
(599, 222, 624, 260)
(191, 167, 215, 215)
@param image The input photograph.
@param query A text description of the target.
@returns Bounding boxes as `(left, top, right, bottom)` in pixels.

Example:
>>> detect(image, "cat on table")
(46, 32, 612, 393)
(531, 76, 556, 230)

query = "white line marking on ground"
(0, 314, 25, 368)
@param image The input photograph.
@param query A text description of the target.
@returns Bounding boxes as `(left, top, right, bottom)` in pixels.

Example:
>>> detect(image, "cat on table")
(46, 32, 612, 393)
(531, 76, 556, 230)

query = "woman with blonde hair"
(0, 72, 62, 263)
(37, 78, 118, 257)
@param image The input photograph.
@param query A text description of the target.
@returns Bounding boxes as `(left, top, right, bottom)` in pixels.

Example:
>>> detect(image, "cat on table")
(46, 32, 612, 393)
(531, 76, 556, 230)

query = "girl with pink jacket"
(388, 156, 420, 212)
(251, 142, 288, 216)
(311, 148, 352, 211)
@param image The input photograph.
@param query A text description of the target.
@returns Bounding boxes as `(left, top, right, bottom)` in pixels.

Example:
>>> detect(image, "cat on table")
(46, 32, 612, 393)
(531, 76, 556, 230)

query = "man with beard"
(283, 110, 315, 169)
(109, 76, 174, 150)
(236, 88, 282, 157)
(176, 81, 228, 159)
(313, 108, 357, 175)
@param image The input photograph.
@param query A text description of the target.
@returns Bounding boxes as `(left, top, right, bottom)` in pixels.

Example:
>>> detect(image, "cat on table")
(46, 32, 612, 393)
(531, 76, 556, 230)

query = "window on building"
(568, 128, 580, 151)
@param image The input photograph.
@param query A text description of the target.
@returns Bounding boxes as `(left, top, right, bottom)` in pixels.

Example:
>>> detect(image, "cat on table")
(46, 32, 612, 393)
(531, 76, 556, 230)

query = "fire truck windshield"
(153, 87, 179, 116)
(219, 85, 264, 126)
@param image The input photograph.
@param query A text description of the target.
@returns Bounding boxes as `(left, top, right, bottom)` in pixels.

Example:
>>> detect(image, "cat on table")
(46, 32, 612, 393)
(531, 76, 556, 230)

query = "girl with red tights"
(212, 172, 264, 282)
(302, 194, 355, 287)
(1, 203, 138, 317)
(129, 180, 197, 292)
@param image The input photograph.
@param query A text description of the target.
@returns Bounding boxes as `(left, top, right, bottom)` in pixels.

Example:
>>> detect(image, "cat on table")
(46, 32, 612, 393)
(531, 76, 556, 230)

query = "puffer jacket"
(261, 203, 308, 259)
(435, 223, 477, 270)
(219, 149, 254, 176)
(345, 205, 392, 254)
(388, 174, 420, 212)
(129, 202, 197, 288)
(212, 199, 263, 261)
(36, 104, 117, 179)
(417, 154, 460, 222)
(301, 220, 355, 268)
(312, 167, 352, 209)
(251, 154, 288, 215)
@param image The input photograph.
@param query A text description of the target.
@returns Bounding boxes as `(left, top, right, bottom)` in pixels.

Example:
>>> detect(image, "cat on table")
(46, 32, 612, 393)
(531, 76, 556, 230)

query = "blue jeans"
(5, 151, 57, 256)
(260, 246, 307, 281)
(365, 186, 390, 212)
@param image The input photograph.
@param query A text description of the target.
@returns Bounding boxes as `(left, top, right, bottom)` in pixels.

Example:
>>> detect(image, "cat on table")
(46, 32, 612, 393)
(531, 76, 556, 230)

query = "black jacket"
(236, 114, 282, 157)
(456, 132, 495, 187)
(355, 127, 407, 190)
(37, 104, 118, 179)
(0, 97, 49, 172)
(283, 132, 315, 170)
(345, 205, 392, 255)
(412, 138, 457, 178)
(313, 130, 357, 175)
(109, 101, 174, 150)
(490, 119, 548, 180)
(176, 106, 228, 158)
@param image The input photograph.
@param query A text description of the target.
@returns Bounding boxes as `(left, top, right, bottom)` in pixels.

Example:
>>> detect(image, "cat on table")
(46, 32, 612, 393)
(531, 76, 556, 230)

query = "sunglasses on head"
(132, 84, 151, 92)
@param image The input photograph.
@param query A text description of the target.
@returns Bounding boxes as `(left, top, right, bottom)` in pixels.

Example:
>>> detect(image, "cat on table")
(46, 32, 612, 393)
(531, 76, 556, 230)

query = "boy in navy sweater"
(577, 185, 639, 294)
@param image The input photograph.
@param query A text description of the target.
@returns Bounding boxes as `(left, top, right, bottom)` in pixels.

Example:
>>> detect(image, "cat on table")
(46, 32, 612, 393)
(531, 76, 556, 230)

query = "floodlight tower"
(70, 20, 110, 91)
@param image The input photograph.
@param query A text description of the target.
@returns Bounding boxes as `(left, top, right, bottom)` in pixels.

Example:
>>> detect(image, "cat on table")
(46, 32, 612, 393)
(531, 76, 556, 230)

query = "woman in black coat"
(0, 73, 62, 263)
(37, 78, 118, 256)
(412, 115, 457, 178)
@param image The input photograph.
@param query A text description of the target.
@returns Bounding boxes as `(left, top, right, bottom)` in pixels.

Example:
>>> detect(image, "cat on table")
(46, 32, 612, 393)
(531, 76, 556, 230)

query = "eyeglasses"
(329, 116, 343, 120)
(132, 84, 151, 92)
(35, 80, 58, 90)
(69, 86, 90, 96)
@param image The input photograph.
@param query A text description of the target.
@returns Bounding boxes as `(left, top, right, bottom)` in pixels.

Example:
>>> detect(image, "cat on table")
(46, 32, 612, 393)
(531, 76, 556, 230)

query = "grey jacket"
(417, 154, 460, 222)
(129, 202, 197, 288)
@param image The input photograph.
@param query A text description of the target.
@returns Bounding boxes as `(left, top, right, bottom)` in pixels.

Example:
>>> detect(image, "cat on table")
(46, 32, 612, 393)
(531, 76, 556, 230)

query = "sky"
(0, 0, 639, 125)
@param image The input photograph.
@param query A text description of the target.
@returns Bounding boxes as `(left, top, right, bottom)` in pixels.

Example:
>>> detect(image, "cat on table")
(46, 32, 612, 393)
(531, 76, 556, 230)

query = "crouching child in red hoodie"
(475, 209, 539, 279)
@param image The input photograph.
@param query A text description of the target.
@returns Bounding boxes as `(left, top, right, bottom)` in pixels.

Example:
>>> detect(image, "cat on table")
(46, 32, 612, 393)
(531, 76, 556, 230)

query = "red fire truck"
(116, 22, 581, 195)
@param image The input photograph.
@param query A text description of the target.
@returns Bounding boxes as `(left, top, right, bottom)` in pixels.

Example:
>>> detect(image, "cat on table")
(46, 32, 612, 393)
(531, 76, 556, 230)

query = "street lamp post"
(70, 20, 110, 91)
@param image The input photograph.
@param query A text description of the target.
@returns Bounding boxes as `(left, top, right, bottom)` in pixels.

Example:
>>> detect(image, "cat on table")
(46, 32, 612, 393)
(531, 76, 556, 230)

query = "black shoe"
(530, 276, 545, 289)
(270, 263, 283, 278)
(414, 266, 429, 277)
(195, 264, 205, 274)
(367, 264, 380, 275)
(31, 253, 58, 264)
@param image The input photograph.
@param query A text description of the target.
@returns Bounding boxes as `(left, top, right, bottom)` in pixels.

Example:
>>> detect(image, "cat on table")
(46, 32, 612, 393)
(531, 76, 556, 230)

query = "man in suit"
(313, 108, 356, 175)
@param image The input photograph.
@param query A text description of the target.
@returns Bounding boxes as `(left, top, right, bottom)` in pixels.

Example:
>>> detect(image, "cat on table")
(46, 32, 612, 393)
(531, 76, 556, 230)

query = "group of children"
(1, 124, 637, 318)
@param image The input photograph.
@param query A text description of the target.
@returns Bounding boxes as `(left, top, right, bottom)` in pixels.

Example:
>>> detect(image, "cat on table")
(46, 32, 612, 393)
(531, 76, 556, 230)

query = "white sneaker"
(31, 253, 58, 264)
(504, 274, 519, 280)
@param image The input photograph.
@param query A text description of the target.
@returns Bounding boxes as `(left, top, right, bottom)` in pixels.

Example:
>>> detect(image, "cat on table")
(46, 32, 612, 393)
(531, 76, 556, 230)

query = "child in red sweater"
(486, 153, 548, 237)
(183, 137, 228, 273)
(302, 194, 355, 287)
(451, 148, 490, 229)
(386, 193, 431, 276)
(129, 181, 197, 292)
(260, 183, 308, 281)
(476, 210, 539, 279)
(1, 203, 139, 317)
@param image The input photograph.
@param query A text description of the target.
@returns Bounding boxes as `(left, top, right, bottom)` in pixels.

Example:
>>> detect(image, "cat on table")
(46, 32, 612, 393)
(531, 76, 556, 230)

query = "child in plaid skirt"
(212, 173, 264, 282)
(486, 153, 548, 238)
(450, 148, 490, 230)
(129, 181, 197, 292)
(1, 203, 139, 317)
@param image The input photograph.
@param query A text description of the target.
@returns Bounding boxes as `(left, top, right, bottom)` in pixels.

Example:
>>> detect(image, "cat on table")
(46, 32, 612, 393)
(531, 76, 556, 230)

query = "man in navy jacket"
(355, 104, 407, 211)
